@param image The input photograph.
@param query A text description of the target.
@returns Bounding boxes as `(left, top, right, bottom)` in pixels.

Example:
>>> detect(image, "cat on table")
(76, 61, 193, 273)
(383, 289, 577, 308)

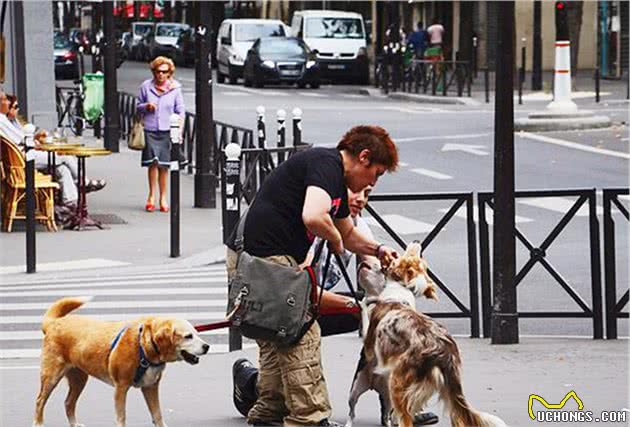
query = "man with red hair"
(227, 125, 400, 427)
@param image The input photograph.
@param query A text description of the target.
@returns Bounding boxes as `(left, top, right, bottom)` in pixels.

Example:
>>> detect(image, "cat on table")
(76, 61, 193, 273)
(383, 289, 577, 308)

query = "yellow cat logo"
(528, 390, 584, 420)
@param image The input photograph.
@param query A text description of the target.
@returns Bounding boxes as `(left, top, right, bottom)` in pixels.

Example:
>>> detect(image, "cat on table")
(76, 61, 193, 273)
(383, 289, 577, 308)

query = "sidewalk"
(0, 136, 226, 277)
(1, 335, 627, 426)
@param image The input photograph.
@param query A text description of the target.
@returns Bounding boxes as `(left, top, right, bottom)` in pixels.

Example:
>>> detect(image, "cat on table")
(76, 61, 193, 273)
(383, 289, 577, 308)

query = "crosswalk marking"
(438, 207, 533, 224)
(0, 258, 130, 275)
(410, 168, 453, 180)
(0, 265, 246, 359)
(0, 276, 226, 292)
(364, 214, 434, 235)
(222, 91, 249, 96)
(0, 287, 227, 298)
(298, 91, 325, 97)
(518, 197, 603, 216)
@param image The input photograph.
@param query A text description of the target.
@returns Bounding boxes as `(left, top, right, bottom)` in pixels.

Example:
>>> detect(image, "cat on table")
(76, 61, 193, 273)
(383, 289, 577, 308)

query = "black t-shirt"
(243, 147, 350, 263)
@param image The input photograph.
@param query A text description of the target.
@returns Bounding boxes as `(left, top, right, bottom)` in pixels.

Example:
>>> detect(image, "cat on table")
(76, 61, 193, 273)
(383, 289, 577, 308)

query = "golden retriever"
(32, 296, 209, 427)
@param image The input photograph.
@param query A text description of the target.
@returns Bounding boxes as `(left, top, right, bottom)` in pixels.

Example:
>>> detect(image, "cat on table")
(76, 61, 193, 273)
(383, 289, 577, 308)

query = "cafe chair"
(0, 137, 59, 232)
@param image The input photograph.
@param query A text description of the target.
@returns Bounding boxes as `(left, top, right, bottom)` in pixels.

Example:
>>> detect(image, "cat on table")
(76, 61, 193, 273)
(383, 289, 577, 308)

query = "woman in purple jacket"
(136, 56, 185, 212)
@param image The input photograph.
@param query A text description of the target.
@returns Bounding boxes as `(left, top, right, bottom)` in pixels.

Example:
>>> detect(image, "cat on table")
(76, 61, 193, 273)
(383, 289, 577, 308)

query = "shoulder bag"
(227, 210, 331, 347)
(127, 113, 145, 151)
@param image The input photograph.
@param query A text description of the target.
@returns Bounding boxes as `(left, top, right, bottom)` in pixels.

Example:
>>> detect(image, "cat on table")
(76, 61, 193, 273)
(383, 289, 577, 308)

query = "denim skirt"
(141, 130, 170, 168)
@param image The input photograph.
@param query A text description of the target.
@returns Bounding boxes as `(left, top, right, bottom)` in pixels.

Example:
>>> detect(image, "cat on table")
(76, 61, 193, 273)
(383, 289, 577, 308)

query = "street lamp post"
(103, 1, 119, 152)
(194, 1, 217, 208)
(491, 1, 519, 345)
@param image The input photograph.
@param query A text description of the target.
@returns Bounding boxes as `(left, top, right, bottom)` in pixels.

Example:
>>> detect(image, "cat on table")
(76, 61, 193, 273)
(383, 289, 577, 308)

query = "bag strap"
(333, 253, 362, 309)
(234, 208, 249, 253)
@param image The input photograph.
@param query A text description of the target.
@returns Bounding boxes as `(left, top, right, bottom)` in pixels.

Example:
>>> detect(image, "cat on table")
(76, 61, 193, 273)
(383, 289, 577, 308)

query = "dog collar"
(134, 325, 165, 385)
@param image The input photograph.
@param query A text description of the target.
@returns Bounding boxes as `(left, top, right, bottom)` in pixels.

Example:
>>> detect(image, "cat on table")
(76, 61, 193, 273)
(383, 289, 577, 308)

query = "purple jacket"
(136, 79, 185, 132)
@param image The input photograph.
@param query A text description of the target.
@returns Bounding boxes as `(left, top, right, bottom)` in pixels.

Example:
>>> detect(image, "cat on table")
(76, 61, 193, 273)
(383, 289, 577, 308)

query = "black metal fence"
(376, 57, 472, 97)
(479, 189, 604, 339)
(366, 192, 480, 337)
(603, 188, 629, 339)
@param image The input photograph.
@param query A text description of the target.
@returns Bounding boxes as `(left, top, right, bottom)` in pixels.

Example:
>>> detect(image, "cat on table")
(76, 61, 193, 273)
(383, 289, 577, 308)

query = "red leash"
(194, 319, 232, 332)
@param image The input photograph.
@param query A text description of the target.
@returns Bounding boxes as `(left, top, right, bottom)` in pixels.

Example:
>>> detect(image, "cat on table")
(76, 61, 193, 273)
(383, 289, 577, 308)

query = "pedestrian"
(407, 21, 428, 58)
(226, 125, 400, 427)
(426, 18, 445, 49)
(136, 56, 184, 213)
(233, 183, 440, 426)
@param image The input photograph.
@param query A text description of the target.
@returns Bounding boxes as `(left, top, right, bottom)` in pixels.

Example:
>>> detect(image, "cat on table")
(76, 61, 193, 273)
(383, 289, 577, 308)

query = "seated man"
(0, 90, 105, 213)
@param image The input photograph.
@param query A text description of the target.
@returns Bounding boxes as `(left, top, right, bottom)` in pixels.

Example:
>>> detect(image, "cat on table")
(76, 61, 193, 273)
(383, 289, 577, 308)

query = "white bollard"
(546, 40, 578, 113)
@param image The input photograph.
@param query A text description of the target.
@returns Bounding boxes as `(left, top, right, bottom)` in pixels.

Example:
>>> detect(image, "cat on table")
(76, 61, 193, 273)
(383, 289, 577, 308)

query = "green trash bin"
(82, 73, 104, 123)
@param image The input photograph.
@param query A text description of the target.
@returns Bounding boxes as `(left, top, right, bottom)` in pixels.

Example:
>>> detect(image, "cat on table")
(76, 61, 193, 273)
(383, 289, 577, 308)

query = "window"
(156, 24, 187, 37)
(258, 39, 306, 56)
(234, 23, 286, 42)
(305, 17, 364, 39)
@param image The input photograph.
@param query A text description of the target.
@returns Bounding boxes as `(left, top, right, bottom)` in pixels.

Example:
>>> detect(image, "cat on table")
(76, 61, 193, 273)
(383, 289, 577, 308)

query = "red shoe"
(159, 205, 169, 213)
(145, 203, 155, 212)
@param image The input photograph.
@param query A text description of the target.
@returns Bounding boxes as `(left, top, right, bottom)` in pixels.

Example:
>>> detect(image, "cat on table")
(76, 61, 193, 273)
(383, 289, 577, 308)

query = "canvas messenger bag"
(227, 210, 333, 347)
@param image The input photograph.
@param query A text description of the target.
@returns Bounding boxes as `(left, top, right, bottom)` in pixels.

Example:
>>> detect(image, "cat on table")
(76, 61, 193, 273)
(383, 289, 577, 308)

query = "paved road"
(0, 264, 255, 359)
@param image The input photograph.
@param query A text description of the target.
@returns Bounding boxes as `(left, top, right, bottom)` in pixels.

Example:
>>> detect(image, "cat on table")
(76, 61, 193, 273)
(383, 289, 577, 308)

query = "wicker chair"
(0, 137, 59, 232)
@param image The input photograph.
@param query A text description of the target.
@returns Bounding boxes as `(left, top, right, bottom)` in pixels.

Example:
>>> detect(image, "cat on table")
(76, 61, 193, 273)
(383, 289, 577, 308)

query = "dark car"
(243, 37, 319, 88)
(54, 36, 80, 79)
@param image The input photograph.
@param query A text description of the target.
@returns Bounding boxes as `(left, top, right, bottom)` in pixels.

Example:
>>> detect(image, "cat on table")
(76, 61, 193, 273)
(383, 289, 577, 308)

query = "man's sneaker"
(232, 358, 259, 417)
(413, 411, 439, 426)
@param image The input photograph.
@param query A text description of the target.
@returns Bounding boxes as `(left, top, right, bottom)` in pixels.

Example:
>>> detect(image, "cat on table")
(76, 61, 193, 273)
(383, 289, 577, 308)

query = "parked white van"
(216, 19, 289, 84)
(290, 10, 369, 84)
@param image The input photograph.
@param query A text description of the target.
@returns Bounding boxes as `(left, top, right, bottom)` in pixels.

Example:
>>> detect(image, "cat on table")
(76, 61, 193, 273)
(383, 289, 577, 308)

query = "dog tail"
(439, 348, 507, 427)
(42, 296, 92, 334)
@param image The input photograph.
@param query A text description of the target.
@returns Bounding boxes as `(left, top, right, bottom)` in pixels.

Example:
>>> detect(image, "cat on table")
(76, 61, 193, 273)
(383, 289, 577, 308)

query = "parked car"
(130, 21, 154, 60)
(146, 22, 191, 63)
(243, 37, 320, 89)
(290, 10, 369, 84)
(54, 36, 80, 79)
(217, 19, 289, 84)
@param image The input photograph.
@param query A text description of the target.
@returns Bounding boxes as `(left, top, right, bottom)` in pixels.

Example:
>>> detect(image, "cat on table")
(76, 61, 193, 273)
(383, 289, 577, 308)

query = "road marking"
(410, 168, 453, 180)
(0, 259, 129, 275)
(441, 143, 489, 156)
(395, 132, 492, 143)
(398, 161, 409, 167)
(0, 311, 227, 324)
(222, 91, 249, 96)
(438, 207, 533, 224)
(0, 299, 227, 311)
(340, 94, 365, 98)
(519, 132, 630, 160)
(216, 84, 288, 97)
(384, 106, 448, 114)
(0, 344, 258, 360)
(364, 214, 434, 235)
(0, 287, 227, 298)
(518, 197, 603, 216)
(298, 92, 326, 97)
(0, 276, 227, 291)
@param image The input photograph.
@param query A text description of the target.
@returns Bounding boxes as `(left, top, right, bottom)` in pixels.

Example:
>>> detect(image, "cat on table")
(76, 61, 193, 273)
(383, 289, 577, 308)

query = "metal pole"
(595, 67, 601, 103)
(194, 1, 217, 208)
(91, 2, 101, 72)
(292, 108, 302, 147)
(103, 1, 119, 152)
(491, 1, 518, 345)
(532, 0, 543, 90)
(472, 36, 478, 78)
(519, 40, 526, 105)
(170, 114, 181, 258)
(24, 124, 36, 273)
(223, 142, 243, 352)
(256, 106, 266, 185)
(277, 109, 286, 164)
(485, 67, 490, 103)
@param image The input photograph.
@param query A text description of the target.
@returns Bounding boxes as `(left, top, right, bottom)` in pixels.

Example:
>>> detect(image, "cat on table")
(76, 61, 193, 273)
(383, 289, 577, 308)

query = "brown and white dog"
(348, 243, 506, 427)
(32, 297, 210, 427)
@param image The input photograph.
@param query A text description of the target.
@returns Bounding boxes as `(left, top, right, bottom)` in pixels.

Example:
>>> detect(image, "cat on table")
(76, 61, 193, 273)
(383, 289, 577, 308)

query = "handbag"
(127, 114, 145, 150)
(227, 210, 329, 347)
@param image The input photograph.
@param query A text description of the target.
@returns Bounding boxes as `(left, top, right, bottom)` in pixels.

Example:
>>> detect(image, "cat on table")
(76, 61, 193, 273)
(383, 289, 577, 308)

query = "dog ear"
(152, 319, 174, 354)
(423, 282, 439, 301)
(404, 241, 423, 258)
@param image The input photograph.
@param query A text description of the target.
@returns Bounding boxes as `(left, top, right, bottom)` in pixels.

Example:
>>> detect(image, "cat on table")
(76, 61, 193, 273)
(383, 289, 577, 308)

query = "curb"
(514, 115, 613, 132)
(387, 92, 481, 106)
(169, 244, 227, 268)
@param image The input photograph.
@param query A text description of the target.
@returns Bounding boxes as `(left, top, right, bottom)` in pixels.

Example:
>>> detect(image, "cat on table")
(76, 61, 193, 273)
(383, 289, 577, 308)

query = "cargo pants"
(226, 248, 332, 426)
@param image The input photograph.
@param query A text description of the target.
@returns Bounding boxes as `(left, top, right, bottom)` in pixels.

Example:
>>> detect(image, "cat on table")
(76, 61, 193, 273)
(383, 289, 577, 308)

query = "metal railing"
(376, 57, 472, 97)
(366, 192, 480, 337)
(603, 188, 629, 339)
(478, 189, 604, 339)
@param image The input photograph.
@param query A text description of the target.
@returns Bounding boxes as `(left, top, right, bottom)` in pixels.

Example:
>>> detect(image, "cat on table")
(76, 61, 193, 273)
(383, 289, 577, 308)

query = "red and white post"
(547, 40, 578, 113)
